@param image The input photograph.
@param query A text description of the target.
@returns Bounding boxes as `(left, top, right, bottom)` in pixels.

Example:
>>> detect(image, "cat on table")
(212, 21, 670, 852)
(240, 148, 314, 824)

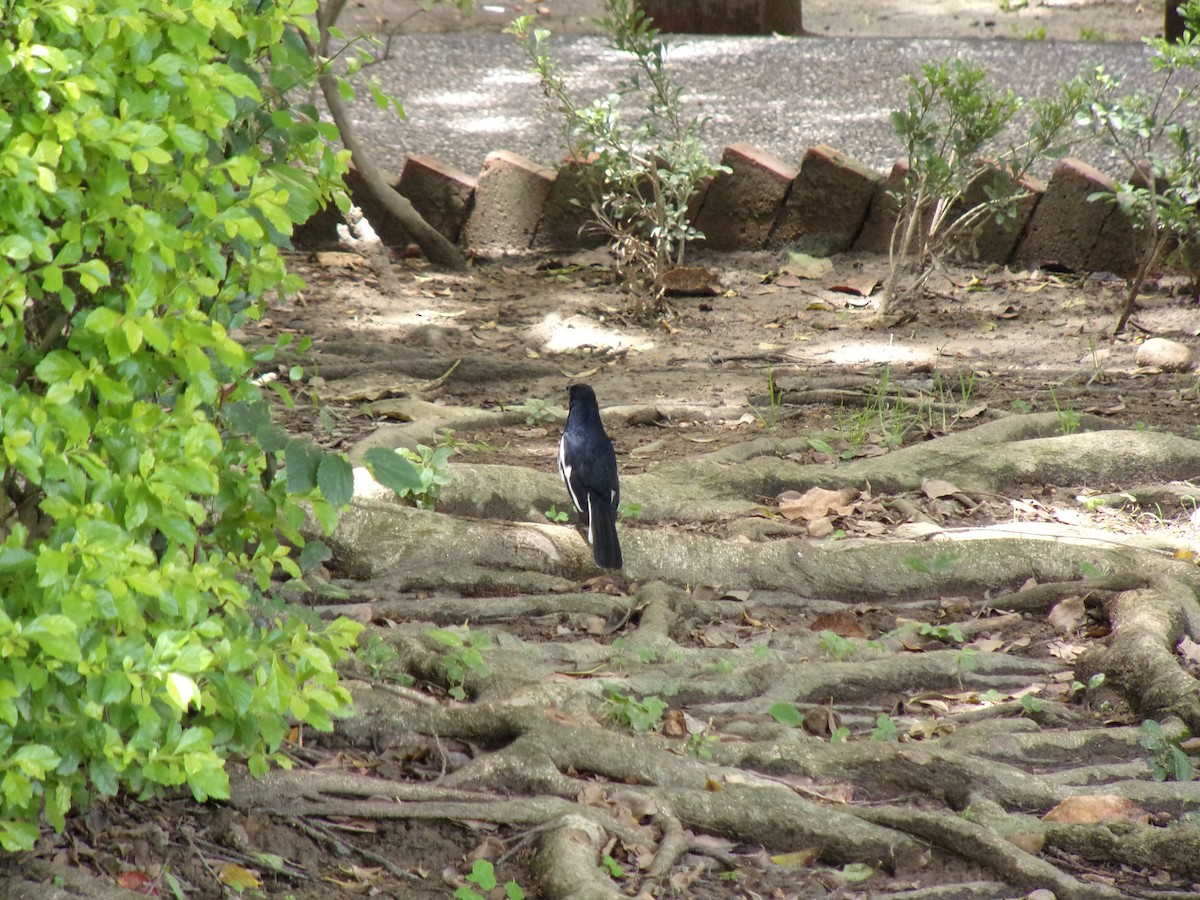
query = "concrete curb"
(298, 143, 1150, 277)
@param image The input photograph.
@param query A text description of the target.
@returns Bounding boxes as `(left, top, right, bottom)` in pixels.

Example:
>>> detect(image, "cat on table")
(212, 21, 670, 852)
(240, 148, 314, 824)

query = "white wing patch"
(586, 493, 595, 545)
(558, 436, 583, 513)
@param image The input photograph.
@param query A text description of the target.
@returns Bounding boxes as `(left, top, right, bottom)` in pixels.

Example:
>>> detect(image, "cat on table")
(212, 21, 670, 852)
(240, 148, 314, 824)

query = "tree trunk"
(639, 0, 803, 35)
(1165, 0, 1187, 42)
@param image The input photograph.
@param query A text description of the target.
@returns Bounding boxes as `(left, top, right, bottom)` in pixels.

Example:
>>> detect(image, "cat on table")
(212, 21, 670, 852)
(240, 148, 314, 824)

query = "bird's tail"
(587, 491, 623, 569)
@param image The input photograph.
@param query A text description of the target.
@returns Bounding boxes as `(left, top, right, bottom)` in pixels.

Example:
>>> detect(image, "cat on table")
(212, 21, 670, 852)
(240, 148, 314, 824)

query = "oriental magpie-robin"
(558, 384, 622, 569)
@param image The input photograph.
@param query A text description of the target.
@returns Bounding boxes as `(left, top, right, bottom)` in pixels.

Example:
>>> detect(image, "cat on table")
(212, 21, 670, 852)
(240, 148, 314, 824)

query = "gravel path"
(344, 32, 1162, 178)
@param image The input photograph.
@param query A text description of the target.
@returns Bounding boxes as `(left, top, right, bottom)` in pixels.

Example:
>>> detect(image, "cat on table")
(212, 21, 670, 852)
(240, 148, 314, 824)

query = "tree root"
(1076, 577, 1200, 730)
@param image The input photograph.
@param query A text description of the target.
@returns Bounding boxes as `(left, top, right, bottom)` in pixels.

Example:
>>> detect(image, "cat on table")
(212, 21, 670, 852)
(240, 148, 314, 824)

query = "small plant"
(545, 503, 571, 524)
(818, 629, 859, 661)
(1076, 1, 1200, 333)
(1011, 398, 1033, 414)
(363, 441, 453, 508)
(1049, 388, 1082, 435)
(1019, 694, 1044, 715)
(509, 0, 725, 312)
(601, 855, 625, 879)
(919, 622, 967, 644)
(356, 634, 416, 687)
(871, 713, 900, 742)
(601, 688, 668, 732)
(455, 860, 526, 900)
(752, 364, 781, 430)
(1140, 719, 1195, 782)
(768, 702, 804, 728)
(881, 58, 1086, 315)
(515, 396, 563, 426)
(903, 552, 962, 575)
(427, 627, 491, 701)
(686, 732, 718, 759)
(618, 500, 643, 519)
(1070, 672, 1106, 698)
(830, 726, 852, 743)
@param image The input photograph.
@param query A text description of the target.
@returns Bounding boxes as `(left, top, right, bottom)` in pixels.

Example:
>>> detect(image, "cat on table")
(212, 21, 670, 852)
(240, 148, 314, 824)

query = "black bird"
(558, 384, 623, 569)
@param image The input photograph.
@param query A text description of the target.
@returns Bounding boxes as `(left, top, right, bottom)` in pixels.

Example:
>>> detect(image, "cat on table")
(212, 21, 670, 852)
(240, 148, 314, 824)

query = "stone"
(397, 154, 477, 244)
(768, 144, 882, 255)
(692, 142, 799, 251)
(1136, 337, 1193, 371)
(852, 160, 907, 255)
(532, 154, 607, 251)
(462, 150, 556, 257)
(1013, 157, 1127, 274)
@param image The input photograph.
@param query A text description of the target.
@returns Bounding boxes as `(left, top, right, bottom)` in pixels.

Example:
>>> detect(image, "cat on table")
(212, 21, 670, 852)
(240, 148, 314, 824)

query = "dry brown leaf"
(827, 275, 878, 296)
(1005, 831, 1046, 854)
(802, 706, 842, 738)
(958, 403, 988, 419)
(609, 790, 658, 820)
(218, 865, 261, 891)
(922, 478, 960, 499)
(780, 252, 833, 280)
(1043, 795, 1150, 824)
(968, 637, 1005, 653)
(662, 265, 722, 295)
(662, 708, 687, 737)
(778, 486, 860, 521)
(577, 783, 609, 808)
(771, 848, 822, 868)
(1178, 635, 1200, 665)
(1048, 596, 1086, 633)
(466, 836, 505, 862)
(810, 611, 867, 639)
(807, 516, 836, 537)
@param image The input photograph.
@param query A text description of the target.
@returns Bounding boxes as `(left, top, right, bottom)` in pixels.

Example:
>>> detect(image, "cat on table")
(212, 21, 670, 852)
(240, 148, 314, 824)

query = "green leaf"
(24, 614, 81, 662)
(297, 540, 332, 573)
(35, 350, 82, 384)
(316, 454, 354, 507)
(767, 702, 804, 728)
(284, 438, 323, 494)
(363, 447, 423, 496)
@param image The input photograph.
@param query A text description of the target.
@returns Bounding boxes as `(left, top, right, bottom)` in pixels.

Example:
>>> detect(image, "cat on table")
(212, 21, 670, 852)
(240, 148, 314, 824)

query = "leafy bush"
(510, 0, 724, 313)
(0, 0, 363, 850)
(1077, 0, 1200, 333)
(882, 59, 1086, 314)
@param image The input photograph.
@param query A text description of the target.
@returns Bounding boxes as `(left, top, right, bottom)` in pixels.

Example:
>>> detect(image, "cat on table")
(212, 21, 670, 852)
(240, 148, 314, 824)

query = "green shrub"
(1077, 0, 1200, 333)
(0, 0, 362, 850)
(509, 0, 724, 313)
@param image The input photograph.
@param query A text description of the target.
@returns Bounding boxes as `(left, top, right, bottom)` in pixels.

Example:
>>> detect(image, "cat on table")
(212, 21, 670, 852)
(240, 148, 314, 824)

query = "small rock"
(1136, 337, 1193, 371)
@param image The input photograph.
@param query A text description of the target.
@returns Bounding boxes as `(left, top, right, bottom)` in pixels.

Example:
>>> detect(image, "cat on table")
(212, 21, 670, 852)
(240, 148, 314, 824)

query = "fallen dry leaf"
(218, 864, 261, 891)
(663, 708, 687, 737)
(1043, 795, 1150, 824)
(1047, 596, 1086, 633)
(1178, 635, 1200, 665)
(780, 252, 833, 280)
(778, 486, 860, 522)
(827, 275, 878, 296)
(771, 848, 822, 868)
(810, 611, 867, 639)
(922, 478, 960, 499)
(662, 265, 722, 295)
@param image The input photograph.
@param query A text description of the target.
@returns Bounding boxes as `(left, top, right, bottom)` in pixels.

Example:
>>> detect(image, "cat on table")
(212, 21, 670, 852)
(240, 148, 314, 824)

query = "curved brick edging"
(296, 144, 1144, 277)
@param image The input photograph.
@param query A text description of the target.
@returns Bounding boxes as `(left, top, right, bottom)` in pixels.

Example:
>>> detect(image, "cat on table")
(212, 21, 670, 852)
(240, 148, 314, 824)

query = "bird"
(558, 383, 623, 569)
